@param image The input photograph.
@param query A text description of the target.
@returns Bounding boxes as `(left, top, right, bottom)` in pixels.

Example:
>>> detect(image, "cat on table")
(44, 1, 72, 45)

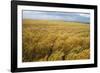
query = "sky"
(23, 10, 90, 23)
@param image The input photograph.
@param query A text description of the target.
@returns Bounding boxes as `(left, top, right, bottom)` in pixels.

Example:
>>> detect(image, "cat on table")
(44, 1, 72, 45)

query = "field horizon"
(23, 19, 90, 24)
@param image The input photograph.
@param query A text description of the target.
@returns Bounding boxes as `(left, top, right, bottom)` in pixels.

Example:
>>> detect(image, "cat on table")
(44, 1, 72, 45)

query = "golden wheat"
(22, 19, 90, 62)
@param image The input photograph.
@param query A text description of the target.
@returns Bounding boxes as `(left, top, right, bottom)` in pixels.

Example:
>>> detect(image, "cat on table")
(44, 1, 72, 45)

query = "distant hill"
(23, 19, 89, 25)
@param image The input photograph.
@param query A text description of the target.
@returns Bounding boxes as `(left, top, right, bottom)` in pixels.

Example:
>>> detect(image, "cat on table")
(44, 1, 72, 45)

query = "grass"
(22, 19, 90, 62)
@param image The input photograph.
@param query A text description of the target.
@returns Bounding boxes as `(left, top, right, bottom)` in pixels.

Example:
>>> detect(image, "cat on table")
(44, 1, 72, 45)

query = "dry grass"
(22, 19, 90, 62)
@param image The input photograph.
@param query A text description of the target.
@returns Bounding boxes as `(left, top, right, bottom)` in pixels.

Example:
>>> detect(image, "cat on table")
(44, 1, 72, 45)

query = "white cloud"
(79, 14, 90, 18)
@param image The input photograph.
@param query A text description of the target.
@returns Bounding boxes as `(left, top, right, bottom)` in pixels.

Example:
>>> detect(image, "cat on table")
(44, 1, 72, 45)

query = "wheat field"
(22, 19, 90, 62)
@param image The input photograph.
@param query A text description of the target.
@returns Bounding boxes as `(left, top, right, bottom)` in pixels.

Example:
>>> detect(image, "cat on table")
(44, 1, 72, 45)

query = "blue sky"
(23, 10, 90, 23)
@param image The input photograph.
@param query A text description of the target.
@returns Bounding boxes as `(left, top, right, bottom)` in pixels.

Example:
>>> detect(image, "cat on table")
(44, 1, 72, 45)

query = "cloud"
(23, 10, 90, 23)
(79, 13, 90, 18)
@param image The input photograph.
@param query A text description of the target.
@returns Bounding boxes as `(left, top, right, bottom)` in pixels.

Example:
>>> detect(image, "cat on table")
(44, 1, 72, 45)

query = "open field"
(22, 19, 90, 62)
